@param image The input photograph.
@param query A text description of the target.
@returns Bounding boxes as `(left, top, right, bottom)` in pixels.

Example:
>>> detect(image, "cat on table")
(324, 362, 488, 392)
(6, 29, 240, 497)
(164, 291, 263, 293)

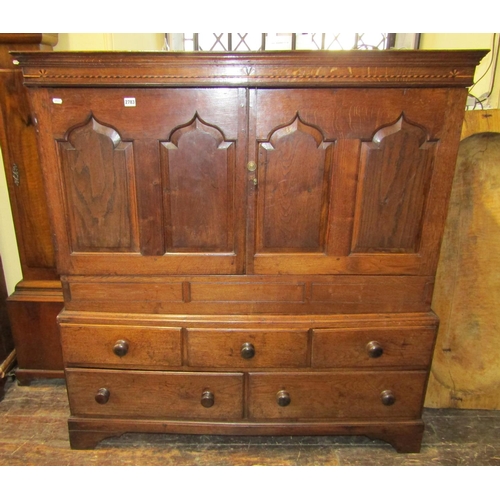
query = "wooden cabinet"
(0, 34, 64, 383)
(16, 49, 486, 451)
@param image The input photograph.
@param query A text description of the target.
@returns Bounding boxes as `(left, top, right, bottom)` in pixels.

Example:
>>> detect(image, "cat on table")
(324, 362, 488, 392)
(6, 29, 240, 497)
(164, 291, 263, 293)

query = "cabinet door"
(249, 88, 465, 276)
(31, 88, 247, 275)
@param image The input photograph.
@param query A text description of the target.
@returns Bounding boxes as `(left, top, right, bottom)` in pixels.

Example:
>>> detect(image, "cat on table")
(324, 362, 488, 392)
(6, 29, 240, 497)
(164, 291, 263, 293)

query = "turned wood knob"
(240, 342, 255, 359)
(381, 390, 396, 406)
(276, 390, 291, 407)
(113, 339, 129, 357)
(95, 388, 110, 404)
(366, 340, 383, 358)
(201, 390, 215, 408)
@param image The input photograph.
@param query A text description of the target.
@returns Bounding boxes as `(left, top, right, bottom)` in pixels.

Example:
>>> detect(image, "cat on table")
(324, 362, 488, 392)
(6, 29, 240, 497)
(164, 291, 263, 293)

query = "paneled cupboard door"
(32, 88, 248, 275)
(31, 85, 465, 278)
(248, 88, 466, 276)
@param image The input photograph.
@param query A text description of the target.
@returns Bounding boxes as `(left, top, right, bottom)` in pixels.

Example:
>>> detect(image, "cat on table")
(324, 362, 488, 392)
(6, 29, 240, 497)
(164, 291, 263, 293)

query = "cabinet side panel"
(0, 71, 56, 277)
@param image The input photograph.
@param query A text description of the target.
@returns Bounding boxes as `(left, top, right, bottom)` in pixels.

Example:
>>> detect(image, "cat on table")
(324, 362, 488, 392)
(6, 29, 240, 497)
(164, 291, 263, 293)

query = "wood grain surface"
(426, 110, 500, 409)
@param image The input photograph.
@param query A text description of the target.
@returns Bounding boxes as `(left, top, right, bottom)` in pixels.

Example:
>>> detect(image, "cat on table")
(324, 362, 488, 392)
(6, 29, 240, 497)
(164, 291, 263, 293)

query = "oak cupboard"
(15, 49, 486, 451)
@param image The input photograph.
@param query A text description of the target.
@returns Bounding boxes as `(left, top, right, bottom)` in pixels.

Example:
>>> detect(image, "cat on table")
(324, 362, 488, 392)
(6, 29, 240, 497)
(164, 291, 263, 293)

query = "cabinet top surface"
(12, 49, 488, 88)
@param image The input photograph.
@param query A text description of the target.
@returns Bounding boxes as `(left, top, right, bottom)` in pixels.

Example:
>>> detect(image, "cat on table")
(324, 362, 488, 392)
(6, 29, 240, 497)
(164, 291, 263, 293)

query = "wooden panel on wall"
(426, 109, 500, 409)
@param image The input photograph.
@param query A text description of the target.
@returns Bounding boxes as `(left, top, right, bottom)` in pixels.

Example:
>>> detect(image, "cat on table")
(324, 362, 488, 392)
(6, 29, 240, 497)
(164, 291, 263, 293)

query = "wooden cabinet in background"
(16, 49, 486, 451)
(0, 34, 64, 383)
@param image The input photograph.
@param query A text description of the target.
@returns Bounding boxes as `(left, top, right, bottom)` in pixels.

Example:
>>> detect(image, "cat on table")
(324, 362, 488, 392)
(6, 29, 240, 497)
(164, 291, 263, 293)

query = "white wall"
(420, 33, 499, 108)
(0, 146, 22, 294)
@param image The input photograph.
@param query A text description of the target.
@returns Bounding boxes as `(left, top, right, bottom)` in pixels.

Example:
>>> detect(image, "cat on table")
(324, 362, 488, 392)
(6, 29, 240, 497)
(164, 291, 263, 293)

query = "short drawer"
(311, 327, 436, 369)
(187, 329, 309, 368)
(66, 368, 244, 420)
(60, 324, 182, 368)
(248, 371, 428, 420)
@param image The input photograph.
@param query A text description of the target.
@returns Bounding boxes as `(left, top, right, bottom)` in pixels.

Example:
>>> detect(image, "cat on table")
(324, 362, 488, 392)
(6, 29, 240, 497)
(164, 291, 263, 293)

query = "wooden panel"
(57, 309, 439, 335)
(58, 116, 139, 252)
(190, 282, 305, 303)
(161, 115, 235, 252)
(461, 109, 500, 140)
(6, 297, 63, 381)
(134, 139, 165, 256)
(248, 371, 428, 420)
(15, 50, 486, 88)
(310, 277, 432, 307)
(28, 87, 247, 275)
(426, 131, 500, 409)
(312, 327, 436, 369)
(352, 115, 436, 253)
(61, 324, 182, 369)
(187, 329, 309, 368)
(0, 38, 57, 280)
(66, 369, 244, 420)
(68, 281, 183, 303)
(256, 115, 333, 252)
(63, 275, 433, 315)
(0, 72, 56, 275)
(251, 88, 461, 276)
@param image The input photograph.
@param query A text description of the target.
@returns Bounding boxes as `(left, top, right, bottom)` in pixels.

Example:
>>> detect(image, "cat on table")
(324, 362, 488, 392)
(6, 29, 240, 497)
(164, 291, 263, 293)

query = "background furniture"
(17, 49, 486, 451)
(0, 34, 64, 384)
(0, 256, 15, 400)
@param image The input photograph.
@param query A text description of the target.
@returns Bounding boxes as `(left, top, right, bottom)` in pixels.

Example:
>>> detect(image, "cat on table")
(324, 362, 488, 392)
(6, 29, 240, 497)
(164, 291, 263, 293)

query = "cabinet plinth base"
(67, 417, 424, 453)
(6, 281, 64, 382)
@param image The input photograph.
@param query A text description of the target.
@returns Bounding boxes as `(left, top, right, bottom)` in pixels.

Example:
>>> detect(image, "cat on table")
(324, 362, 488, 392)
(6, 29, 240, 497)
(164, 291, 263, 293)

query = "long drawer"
(60, 324, 182, 369)
(248, 371, 428, 420)
(66, 368, 244, 419)
(66, 368, 428, 422)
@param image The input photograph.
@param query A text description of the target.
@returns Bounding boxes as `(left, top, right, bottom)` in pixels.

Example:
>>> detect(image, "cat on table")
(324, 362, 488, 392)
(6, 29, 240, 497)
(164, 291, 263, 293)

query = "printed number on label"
(124, 97, 136, 107)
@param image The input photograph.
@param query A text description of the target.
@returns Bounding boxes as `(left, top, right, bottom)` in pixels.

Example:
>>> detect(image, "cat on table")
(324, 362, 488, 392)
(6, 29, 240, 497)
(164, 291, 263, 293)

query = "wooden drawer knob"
(95, 388, 110, 405)
(276, 390, 291, 407)
(201, 390, 215, 408)
(381, 390, 396, 406)
(366, 341, 383, 358)
(240, 342, 255, 359)
(113, 339, 129, 357)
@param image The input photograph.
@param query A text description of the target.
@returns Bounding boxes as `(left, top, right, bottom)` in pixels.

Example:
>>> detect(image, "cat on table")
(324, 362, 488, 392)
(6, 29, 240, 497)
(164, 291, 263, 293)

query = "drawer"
(60, 324, 182, 369)
(311, 327, 436, 369)
(248, 371, 428, 420)
(187, 329, 309, 368)
(66, 368, 244, 419)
